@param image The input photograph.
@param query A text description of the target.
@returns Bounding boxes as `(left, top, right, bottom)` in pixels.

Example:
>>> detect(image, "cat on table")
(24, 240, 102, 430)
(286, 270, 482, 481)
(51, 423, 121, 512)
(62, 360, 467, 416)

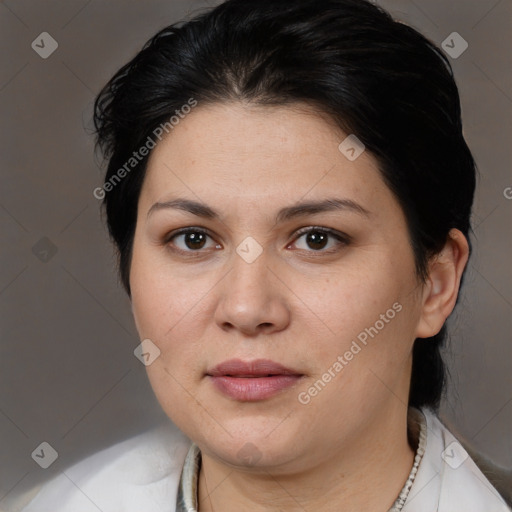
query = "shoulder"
(20, 422, 191, 512)
(404, 408, 511, 512)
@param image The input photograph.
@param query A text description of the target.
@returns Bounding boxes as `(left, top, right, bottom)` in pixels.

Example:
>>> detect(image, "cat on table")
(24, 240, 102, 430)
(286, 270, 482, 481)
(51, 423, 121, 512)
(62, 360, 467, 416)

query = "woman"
(21, 0, 511, 510)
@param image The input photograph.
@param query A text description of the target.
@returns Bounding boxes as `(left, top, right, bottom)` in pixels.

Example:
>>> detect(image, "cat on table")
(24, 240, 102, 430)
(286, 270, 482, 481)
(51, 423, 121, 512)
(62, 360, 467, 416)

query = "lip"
(207, 358, 301, 377)
(206, 358, 304, 401)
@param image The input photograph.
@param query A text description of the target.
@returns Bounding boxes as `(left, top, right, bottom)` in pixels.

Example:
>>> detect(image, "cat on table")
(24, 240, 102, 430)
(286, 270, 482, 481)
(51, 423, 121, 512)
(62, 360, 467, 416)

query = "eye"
(290, 227, 350, 252)
(166, 228, 221, 253)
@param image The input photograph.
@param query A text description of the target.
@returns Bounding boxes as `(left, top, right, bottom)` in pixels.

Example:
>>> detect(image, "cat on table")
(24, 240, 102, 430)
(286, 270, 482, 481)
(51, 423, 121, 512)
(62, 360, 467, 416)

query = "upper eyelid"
(165, 226, 210, 240)
(294, 226, 350, 238)
(166, 228, 218, 254)
(168, 225, 343, 238)
(167, 226, 349, 248)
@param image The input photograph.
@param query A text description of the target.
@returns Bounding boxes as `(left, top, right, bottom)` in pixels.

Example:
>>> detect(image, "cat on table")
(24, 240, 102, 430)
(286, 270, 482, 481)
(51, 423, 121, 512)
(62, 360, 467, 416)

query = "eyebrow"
(147, 197, 371, 222)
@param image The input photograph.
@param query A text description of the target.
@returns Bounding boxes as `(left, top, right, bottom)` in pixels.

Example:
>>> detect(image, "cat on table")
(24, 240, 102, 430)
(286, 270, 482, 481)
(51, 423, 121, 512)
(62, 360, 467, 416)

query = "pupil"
(307, 231, 328, 250)
(186, 232, 206, 249)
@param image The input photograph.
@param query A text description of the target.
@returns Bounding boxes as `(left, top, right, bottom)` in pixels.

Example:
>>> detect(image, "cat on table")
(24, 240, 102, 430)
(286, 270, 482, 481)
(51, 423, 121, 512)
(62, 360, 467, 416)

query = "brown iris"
(305, 231, 329, 250)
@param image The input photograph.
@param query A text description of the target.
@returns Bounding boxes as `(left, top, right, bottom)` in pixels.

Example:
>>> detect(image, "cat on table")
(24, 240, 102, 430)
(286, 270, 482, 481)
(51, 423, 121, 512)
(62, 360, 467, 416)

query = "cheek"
(129, 249, 216, 394)
(129, 256, 206, 421)
(307, 262, 410, 340)
(302, 252, 421, 390)
(299, 287, 418, 429)
(130, 250, 205, 341)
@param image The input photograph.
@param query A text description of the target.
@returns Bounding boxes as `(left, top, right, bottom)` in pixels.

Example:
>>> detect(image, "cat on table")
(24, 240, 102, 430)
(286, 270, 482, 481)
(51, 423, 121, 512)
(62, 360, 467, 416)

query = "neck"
(197, 404, 416, 512)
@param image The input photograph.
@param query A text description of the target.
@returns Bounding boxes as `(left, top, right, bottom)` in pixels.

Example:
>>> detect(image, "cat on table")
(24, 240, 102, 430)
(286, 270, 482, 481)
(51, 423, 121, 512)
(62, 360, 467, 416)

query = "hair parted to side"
(93, 0, 476, 411)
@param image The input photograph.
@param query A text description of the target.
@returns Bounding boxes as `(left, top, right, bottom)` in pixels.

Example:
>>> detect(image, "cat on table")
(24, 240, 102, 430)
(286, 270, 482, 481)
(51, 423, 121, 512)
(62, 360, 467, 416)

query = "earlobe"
(415, 229, 469, 339)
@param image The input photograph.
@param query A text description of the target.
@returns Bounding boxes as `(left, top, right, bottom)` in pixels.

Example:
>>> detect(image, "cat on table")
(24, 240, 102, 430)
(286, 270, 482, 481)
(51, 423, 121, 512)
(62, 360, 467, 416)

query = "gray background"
(0, 0, 511, 510)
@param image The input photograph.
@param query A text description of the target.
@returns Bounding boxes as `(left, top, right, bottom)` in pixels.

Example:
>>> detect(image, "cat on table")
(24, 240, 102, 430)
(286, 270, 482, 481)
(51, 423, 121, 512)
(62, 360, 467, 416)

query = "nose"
(213, 250, 291, 336)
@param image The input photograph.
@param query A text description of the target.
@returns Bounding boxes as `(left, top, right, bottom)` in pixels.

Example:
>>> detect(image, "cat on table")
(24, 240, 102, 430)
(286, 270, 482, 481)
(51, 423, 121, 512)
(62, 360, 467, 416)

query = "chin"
(198, 427, 304, 470)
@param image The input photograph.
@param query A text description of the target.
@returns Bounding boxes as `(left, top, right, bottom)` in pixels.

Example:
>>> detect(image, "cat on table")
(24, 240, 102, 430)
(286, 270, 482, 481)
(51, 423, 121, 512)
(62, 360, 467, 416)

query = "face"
(130, 102, 426, 472)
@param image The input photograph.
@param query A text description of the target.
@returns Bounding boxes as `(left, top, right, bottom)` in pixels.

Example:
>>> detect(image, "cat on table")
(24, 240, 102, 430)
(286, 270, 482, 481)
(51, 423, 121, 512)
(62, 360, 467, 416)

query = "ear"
(415, 229, 470, 339)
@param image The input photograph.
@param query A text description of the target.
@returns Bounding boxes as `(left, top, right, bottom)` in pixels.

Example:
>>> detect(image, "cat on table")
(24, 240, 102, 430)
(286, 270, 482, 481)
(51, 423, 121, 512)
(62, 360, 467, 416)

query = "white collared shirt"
(19, 408, 511, 512)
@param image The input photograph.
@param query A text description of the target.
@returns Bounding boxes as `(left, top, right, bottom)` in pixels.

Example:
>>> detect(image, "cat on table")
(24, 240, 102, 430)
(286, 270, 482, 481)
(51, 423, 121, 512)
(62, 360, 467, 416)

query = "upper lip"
(207, 358, 302, 377)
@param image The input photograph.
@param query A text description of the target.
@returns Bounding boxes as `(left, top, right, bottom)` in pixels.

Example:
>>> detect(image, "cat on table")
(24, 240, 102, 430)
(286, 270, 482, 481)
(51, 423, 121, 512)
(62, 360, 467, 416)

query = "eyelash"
(164, 226, 350, 257)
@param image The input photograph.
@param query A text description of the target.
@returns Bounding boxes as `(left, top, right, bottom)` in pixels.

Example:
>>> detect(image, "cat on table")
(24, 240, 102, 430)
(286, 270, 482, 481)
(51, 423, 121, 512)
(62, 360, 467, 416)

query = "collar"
(176, 407, 427, 512)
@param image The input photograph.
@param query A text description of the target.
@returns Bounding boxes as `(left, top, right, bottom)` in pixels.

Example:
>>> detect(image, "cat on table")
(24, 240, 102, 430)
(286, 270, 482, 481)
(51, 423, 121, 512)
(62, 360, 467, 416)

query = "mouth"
(206, 359, 304, 401)
(220, 374, 287, 377)
(207, 358, 301, 377)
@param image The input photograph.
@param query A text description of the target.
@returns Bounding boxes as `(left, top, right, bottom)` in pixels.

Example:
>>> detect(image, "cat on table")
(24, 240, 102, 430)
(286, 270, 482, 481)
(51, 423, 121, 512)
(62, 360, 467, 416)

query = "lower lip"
(208, 375, 303, 401)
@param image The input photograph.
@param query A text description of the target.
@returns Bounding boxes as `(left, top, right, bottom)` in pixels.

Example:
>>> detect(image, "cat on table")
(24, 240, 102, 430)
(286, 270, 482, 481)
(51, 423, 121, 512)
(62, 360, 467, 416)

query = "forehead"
(141, 102, 387, 208)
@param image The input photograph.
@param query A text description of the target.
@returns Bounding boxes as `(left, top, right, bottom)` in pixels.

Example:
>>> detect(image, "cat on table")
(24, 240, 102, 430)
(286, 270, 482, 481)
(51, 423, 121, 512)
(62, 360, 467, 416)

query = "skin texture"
(129, 102, 469, 511)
